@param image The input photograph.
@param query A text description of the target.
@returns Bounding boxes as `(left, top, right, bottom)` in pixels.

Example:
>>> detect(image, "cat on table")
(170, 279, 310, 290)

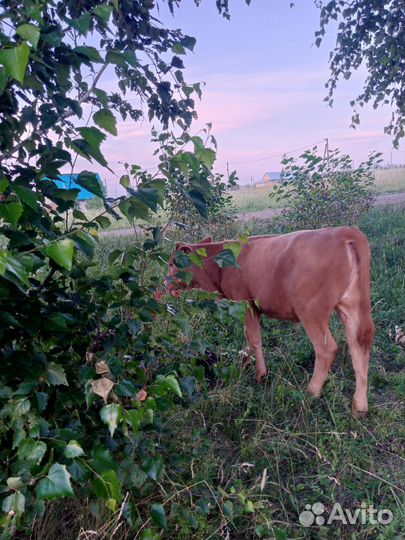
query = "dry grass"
(374, 167, 405, 193)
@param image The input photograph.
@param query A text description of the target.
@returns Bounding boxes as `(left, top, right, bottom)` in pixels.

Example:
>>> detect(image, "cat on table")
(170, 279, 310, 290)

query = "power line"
(230, 139, 325, 166)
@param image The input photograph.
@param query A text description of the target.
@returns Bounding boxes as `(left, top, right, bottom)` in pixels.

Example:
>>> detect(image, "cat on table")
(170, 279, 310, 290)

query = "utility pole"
(226, 162, 230, 182)
(323, 137, 330, 168)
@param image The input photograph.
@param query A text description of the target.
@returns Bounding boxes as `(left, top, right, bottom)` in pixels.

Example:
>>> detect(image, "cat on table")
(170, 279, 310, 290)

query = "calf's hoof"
(352, 405, 368, 420)
(307, 383, 321, 399)
(255, 369, 267, 383)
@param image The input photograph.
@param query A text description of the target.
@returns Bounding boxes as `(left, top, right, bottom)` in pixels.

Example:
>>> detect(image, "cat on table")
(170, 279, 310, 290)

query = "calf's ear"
(198, 236, 213, 244)
(175, 241, 192, 254)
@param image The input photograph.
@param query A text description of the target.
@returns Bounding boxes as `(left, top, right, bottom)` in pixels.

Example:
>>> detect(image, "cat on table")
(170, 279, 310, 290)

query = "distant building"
(254, 171, 282, 188)
(261, 171, 282, 182)
(53, 173, 102, 200)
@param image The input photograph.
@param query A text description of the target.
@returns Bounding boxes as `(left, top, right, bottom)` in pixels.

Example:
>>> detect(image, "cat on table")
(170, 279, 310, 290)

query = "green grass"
(87, 205, 405, 540)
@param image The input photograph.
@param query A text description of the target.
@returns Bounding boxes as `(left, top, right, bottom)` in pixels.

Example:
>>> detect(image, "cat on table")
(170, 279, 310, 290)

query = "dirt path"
(101, 191, 404, 237)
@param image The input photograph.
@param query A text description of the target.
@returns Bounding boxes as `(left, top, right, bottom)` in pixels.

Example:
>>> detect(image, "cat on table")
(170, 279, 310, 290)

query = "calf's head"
(166, 236, 219, 296)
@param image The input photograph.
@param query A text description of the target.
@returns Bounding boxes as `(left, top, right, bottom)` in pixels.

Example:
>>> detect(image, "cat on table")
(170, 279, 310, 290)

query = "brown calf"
(166, 227, 375, 418)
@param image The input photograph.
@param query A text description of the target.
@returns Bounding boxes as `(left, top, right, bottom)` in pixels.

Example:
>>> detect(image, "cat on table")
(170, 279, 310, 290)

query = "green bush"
(271, 147, 381, 231)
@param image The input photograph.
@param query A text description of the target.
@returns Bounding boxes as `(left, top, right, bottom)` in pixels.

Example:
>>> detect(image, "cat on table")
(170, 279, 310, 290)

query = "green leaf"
(76, 171, 104, 198)
(143, 455, 164, 482)
(77, 126, 106, 151)
(0, 250, 7, 275)
(17, 439, 47, 466)
(188, 252, 203, 269)
(36, 463, 74, 500)
(125, 409, 142, 432)
(4, 254, 29, 285)
(0, 43, 30, 84)
(151, 503, 167, 529)
(13, 397, 31, 415)
(44, 239, 74, 270)
(171, 43, 186, 55)
(182, 35, 196, 51)
(0, 68, 7, 93)
(93, 469, 122, 502)
(71, 12, 91, 35)
(93, 109, 117, 136)
(0, 201, 24, 226)
(157, 375, 182, 398)
(106, 50, 127, 67)
(94, 215, 111, 229)
(214, 249, 240, 269)
(17, 24, 40, 49)
(100, 404, 122, 437)
(94, 4, 113, 22)
(14, 186, 39, 209)
(196, 147, 216, 169)
(120, 175, 130, 188)
(174, 250, 191, 268)
(223, 500, 233, 519)
(74, 46, 103, 63)
(46, 362, 68, 386)
(225, 241, 242, 259)
(2, 492, 25, 517)
(64, 440, 85, 459)
(140, 530, 160, 540)
(122, 50, 138, 67)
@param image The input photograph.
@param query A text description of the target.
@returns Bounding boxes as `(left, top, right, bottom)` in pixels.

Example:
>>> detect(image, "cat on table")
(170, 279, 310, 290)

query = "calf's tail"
(347, 232, 375, 353)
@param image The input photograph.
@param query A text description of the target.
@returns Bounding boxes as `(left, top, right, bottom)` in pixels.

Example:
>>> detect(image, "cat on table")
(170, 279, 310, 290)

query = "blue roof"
(264, 171, 282, 180)
(53, 174, 101, 200)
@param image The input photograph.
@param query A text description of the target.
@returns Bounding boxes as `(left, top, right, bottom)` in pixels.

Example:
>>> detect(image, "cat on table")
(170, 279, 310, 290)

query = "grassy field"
(231, 167, 405, 214)
(374, 167, 405, 193)
(90, 204, 405, 540)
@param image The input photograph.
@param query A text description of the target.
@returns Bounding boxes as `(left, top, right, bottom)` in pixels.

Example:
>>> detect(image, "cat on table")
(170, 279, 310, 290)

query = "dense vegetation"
(0, 0, 403, 539)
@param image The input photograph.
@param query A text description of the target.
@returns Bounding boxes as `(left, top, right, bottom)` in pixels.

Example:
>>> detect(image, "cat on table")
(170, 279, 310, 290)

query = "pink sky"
(72, 1, 404, 193)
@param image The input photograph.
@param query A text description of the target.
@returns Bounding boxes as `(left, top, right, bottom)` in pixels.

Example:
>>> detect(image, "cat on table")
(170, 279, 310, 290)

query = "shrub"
(271, 147, 382, 231)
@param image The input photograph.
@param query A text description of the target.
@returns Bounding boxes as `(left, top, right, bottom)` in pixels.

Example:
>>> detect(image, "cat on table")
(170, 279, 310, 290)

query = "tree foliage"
(316, 0, 405, 147)
(0, 1, 241, 537)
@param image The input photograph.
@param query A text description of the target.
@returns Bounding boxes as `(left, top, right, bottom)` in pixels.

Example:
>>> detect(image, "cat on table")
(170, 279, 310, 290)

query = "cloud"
(192, 69, 325, 132)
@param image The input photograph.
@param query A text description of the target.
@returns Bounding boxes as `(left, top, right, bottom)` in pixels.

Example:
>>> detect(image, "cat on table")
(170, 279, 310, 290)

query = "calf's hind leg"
(337, 303, 373, 418)
(300, 318, 338, 398)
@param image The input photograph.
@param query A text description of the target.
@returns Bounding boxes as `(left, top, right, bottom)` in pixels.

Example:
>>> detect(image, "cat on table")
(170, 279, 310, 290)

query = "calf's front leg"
(244, 308, 267, 382)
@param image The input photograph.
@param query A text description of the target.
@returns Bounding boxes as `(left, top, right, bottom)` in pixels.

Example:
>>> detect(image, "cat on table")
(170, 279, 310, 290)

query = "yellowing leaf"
(92, 378, 114, 403)
(95, 360, 110, 375)
(136, 388, 147, 402)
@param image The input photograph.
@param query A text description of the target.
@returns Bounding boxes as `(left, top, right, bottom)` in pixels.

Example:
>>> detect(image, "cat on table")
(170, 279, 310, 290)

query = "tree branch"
(1, 63, 109, 162)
